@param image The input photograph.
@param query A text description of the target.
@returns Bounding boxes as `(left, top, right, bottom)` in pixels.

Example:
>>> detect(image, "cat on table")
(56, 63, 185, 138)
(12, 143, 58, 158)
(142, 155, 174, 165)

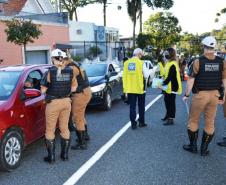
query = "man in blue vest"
(123, 48, 149, 130)
(183, 36, 226, 156)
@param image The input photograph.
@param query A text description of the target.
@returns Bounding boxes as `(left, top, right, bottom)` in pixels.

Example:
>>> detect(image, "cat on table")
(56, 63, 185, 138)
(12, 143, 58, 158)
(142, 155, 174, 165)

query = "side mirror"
(24, 89, 41, 99)
(110, 71, 118, 77)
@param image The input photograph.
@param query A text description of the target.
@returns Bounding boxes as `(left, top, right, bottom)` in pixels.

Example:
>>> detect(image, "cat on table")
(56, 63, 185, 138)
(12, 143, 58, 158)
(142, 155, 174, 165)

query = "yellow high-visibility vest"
(164, 61, 182, 94)
(123, 57, 144, 94)
(158, 62, 165, 77)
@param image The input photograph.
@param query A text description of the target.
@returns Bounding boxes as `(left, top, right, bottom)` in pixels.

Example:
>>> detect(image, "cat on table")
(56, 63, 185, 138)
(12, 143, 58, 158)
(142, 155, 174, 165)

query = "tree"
(4, 18, 42, 63)
(215, 7, 226, 22)
(139, 0, 174, 33)
(144, 12, 181, 53)
(127, 0, 141, 48)
(60, 0, 96, 21)
(95, 0, 109, 26)
(178, 32, 202, 57)
(136, 33, 152, 49)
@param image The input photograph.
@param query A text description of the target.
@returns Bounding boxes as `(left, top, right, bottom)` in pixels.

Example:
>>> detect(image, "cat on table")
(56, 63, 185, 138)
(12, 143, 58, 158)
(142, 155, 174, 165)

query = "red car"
(0, 64, 51, 171)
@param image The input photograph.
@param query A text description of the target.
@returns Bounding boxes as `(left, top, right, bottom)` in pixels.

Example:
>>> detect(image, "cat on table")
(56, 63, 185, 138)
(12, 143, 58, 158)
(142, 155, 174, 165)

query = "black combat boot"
(84, 125, 90, 141)
(68, 114, 76, 132)
(200, 131, 214, 156)
(183, 129, 198, 153)
(44, 139, 55, 163)
(71, 130, 87, 150)
(60, 137, 70, 161)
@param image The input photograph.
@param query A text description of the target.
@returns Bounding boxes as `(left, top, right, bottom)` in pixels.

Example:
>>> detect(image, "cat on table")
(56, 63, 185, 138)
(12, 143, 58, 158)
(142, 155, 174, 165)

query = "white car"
(143, 60, 159, 87)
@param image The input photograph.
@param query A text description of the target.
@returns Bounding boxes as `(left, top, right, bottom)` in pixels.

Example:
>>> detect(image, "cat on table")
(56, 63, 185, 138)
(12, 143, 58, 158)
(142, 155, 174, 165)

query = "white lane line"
(63, 94, 163, 185)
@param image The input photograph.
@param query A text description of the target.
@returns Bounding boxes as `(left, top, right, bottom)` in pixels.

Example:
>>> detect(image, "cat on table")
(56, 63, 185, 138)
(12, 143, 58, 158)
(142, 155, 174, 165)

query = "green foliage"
(215, 7, 226, 22)
(144, 12, 181, 50)
(89, 46, 102, 57)
(178, 32, 202, 57)
(136, 33, 152, 49)
(60, 0, 96, 20)
(143, 0, 174, 9)
(72, 55, 82, 62)
(4, 18, 42, 46)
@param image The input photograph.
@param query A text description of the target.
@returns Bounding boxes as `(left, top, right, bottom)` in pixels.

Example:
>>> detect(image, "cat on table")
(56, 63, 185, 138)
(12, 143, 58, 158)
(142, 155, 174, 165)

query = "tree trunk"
(103, 2, 106, 26)
(69, 11, 73, 20)
(24, 44, 27, 64)
(139, 4, 142, 33)
(75, 8, 78, 21)
(133, 18, 136, 48)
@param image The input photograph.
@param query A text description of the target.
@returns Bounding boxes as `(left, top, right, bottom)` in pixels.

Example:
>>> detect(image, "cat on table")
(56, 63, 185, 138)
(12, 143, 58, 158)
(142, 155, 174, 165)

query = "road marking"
(63, 94, 163, 185)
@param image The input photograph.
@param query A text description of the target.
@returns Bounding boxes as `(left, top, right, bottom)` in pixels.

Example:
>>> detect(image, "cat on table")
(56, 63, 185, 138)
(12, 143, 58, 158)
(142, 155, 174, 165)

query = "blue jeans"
(128, 93, 146, 124)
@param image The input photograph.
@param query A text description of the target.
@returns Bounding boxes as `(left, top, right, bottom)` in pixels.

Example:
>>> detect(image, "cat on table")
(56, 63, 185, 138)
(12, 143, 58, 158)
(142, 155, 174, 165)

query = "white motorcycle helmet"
(51, 49, 64, 58)
(201, 36, 216, 48)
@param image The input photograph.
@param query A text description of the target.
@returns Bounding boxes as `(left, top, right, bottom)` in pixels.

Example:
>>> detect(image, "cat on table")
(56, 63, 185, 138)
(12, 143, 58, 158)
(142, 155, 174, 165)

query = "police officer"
(41, 49, 76, 163)
(183, 36, 226, 156)
(63, 53, 92, 150)
(122, 48, 149, 129)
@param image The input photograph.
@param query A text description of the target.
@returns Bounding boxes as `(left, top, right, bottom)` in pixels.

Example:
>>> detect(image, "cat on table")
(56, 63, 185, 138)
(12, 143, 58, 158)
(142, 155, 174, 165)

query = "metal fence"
(58, 41, 131, 62)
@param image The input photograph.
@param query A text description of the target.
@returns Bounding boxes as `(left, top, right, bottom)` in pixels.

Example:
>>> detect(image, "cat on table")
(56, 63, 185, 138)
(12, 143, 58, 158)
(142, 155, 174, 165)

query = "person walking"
(63, 53, 92, 150)
(41, 49, 76, 163)
(122, 48, 149, 129)
(161, 48, 182, 125)
(183, 36, 226, 156)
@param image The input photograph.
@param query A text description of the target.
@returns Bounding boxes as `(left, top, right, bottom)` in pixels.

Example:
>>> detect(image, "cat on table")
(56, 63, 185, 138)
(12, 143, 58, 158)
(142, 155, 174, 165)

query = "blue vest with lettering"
(193, 55, 223, 92)
(46, 66, 73, 97)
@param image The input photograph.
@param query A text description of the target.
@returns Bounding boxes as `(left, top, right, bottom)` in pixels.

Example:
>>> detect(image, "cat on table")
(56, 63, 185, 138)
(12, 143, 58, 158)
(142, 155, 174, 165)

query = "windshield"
(0, 71, 21, 100)
(82, 63, 107, 77)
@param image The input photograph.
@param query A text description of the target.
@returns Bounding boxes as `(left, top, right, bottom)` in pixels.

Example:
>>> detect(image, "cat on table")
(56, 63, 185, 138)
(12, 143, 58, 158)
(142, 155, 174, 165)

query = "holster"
(45, 95, 53, 103)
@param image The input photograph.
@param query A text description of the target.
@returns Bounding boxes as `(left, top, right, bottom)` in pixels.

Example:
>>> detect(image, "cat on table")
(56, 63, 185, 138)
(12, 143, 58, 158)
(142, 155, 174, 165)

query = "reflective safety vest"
(164, 61, 182, 94)
(123, 57, 144, 94)
(158, 62, 165, 77)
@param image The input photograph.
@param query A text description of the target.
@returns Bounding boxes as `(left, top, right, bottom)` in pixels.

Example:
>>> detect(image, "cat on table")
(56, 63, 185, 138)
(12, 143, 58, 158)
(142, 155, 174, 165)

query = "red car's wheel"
(0, 129, 23, 171)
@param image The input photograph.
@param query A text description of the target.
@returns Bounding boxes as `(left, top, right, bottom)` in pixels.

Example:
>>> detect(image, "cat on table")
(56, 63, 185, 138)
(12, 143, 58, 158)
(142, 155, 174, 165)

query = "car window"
(108, 64, 115, 73)
(82, 63, 107, 77)
(24, 70, 42, 90)
(0, 71, 21, 100)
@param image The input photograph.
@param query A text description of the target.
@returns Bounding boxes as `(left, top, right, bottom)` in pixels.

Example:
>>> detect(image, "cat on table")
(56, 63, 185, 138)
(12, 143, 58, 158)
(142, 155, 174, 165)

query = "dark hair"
(166, 48, 176, 60)
(123, 57, 129, 63)
(158, 55, 164, 63)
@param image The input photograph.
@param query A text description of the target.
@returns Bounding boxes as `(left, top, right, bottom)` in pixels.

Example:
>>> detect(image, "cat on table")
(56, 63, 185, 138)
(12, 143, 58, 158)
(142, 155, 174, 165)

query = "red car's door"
(22, 70, 46, 143)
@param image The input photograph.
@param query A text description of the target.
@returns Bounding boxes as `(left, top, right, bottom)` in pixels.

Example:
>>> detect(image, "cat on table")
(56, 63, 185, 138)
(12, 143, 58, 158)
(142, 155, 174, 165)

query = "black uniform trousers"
(128, 93, 146, 124)
(164, 93, 176, 118)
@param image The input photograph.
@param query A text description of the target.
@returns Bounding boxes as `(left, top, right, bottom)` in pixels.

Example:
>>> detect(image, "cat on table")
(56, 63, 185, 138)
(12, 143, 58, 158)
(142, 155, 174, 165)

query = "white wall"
(69, 21, 95, 42)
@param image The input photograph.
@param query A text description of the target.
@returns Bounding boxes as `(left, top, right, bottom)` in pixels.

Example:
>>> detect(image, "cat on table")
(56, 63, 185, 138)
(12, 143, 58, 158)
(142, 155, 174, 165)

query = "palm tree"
(96, 0, 108, 26)
(138, 0, 174, 33)
(127, 0, 141, 48)
(215, 7, 226, 22)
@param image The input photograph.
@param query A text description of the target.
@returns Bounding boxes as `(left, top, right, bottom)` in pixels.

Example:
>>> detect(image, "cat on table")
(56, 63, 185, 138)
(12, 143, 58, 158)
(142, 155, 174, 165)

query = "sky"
(77, 0, 226, 37)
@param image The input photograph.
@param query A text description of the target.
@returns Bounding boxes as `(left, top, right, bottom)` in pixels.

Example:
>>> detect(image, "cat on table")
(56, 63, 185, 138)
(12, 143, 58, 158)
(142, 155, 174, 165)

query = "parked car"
(143, 60, 159, 87)
(0, 64, 51, 171)
(82, 62, 123, 110)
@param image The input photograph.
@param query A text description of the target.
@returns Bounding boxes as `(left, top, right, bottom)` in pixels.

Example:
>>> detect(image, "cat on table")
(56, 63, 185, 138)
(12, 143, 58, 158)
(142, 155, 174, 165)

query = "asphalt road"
(1, 82, 226, 185)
